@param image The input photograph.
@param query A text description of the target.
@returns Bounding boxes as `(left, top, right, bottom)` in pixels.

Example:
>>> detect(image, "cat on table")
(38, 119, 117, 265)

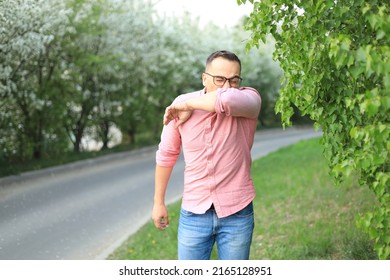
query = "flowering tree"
(0, 0, 71, 159)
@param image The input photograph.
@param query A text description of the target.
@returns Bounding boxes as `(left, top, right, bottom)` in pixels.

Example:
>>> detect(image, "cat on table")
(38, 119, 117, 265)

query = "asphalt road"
(0, 126, 322, 260)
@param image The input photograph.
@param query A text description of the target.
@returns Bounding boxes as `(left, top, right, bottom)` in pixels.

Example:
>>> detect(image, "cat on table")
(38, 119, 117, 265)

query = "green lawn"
(107, 138, 378, 260)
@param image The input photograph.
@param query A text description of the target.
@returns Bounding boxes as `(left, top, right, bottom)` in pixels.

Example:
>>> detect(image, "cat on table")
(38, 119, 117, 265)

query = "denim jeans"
(178, 202, 254, 260)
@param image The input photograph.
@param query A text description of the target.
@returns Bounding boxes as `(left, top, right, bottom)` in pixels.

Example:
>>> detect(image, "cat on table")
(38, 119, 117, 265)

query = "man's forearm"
(163, 91, 217, 127)
(153, 164, 173, 230)
(154, 165, 174, 205)
(186, 91, 217, 112)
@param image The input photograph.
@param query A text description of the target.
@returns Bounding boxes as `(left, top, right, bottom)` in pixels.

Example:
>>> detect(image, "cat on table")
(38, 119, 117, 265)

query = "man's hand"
(152, 203, 169, 230)
(163, 102, 193, 128)
(163, 91, 217, 128)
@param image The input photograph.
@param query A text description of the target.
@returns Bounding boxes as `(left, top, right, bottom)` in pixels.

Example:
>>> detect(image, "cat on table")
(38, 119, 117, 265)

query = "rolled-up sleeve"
(214, 87, 261, 119)
(156, 120, 181, 167)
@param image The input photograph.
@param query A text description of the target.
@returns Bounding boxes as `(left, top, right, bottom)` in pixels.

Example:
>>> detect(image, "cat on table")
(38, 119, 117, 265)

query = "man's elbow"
(240, 96, 261, 119)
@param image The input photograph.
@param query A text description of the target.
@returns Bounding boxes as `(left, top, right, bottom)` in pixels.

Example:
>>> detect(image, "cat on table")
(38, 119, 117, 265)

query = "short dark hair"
(206, 50, 241, 70)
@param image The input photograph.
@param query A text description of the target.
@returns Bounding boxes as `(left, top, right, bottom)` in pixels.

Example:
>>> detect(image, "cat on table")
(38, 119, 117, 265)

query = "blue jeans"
(178, 202, 254, 260)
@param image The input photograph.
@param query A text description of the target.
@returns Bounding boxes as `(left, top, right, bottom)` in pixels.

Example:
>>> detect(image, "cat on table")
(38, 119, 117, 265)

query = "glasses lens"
(229, 77, 240, 86)
(213, 76, 226, 86)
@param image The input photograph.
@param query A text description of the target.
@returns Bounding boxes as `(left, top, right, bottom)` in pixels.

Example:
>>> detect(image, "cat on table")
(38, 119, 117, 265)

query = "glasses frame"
(204, 72, 243, 87)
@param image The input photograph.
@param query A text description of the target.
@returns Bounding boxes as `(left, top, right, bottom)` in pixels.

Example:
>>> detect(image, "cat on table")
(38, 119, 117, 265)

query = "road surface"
(0, 126, 322, 260)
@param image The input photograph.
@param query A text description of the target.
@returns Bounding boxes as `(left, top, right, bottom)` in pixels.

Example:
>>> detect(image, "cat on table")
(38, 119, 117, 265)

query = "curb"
(0, 126, 318, 187)
(0, 145, 158, 187)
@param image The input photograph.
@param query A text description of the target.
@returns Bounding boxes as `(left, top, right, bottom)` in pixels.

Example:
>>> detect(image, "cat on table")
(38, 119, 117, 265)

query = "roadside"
(0, 126, 317, 188)
(0, 145, 157, 188)
(108, 137, 377, 260)
(0, 125, 321, 260)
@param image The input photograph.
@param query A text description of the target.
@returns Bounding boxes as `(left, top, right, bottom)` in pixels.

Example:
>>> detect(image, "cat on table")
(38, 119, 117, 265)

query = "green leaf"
(376, 30, 385, 40)
(367, 99, 381, 117)
(356, 47, 366, 62)
(350, 127, 358, 139)
(350, 65, 365, 79)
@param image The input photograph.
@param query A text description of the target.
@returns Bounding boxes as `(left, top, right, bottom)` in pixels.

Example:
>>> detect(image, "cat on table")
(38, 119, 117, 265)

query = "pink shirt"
(156, 87, 261, 218)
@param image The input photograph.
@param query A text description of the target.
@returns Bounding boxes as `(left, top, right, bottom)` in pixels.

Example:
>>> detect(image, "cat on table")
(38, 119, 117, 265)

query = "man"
(152, 50, 261, 260)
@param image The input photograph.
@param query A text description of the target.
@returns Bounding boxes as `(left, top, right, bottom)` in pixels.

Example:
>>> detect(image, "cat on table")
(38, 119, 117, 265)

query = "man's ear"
(201, 73, 207, 86)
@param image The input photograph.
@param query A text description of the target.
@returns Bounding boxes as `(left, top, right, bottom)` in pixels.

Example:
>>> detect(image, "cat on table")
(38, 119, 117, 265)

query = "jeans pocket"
(180, 208, 195, 217)
(233, 202, 254, 218)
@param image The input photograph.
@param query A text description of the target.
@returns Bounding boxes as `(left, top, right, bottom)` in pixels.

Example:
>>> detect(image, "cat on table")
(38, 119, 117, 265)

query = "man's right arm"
(152, 164, 174, 230)
(154, 98, 182, 229)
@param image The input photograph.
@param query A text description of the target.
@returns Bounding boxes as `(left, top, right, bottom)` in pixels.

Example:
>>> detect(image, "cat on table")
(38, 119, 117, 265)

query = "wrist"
(153, 198, 165, 206)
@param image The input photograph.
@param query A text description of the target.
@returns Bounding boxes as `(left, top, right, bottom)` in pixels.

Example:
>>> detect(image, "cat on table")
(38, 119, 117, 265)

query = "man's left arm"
(163, 92, 217, 127)
(164, 87, 261, 126)
(215, 87, 261, 119)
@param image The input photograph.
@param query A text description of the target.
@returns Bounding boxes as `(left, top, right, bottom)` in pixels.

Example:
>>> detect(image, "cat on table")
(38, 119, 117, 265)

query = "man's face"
(202, 57, 241, 93)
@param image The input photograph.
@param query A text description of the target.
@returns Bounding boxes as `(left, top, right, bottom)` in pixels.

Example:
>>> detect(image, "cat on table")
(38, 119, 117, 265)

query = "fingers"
(159, 217, 169, 230)
(163, 103, 192, 127)
(174, 120, 184, 129)
(152, 205, 169, 230)
(154, 216, 169, 230)
(163, 105, 177, 125)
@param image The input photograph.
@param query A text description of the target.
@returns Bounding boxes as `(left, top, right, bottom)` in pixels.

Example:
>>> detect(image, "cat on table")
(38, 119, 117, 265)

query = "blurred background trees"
(0, 0, 294, 164)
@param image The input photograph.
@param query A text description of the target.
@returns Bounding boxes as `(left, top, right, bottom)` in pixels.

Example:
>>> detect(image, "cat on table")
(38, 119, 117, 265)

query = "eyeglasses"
(204, 72, 243, 87)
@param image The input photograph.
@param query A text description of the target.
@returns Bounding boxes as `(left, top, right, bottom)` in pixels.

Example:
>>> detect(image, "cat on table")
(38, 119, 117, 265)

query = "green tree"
(239, 0, 389, 259)
(59, 0, 111, 152)
(236, 37, 285, 127)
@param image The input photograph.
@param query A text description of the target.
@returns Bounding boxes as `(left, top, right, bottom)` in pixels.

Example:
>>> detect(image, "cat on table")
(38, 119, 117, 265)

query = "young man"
(152, 50, 261, 260)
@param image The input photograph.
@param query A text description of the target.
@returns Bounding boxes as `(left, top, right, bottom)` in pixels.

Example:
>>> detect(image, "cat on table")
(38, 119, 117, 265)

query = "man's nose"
(222, 79, 231, 88)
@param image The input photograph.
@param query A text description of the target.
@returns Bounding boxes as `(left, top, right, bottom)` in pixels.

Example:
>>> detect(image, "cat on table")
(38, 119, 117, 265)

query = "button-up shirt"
(156, 87, 261, 218)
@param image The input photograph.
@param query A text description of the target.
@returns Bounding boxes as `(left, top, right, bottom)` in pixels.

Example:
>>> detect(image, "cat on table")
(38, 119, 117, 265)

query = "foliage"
(0, 0, 72, 160)
(238, 0, 389, 259)
(235, 36, 285, 127)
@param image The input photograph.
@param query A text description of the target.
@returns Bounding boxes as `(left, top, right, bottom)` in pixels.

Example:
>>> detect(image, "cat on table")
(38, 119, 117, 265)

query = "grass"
(107, 138, 378, 260)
